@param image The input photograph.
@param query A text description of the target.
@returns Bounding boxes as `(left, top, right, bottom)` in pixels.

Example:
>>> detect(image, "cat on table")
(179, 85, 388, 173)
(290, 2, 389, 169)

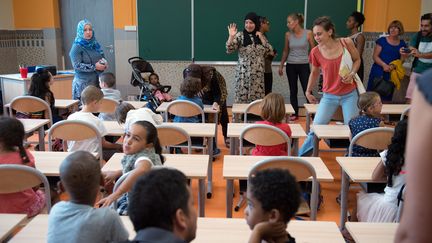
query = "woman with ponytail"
(356, 118, 408, 222)
(226, 12, 273, 103)
(0, 117, 46, 216)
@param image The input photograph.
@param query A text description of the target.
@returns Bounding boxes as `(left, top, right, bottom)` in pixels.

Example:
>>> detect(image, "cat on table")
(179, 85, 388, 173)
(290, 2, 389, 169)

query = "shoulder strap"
(412, 31, 422, 69)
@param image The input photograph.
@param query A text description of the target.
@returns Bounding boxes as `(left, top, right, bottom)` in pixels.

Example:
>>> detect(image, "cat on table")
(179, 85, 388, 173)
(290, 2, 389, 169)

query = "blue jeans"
(299, 89, 359, 156)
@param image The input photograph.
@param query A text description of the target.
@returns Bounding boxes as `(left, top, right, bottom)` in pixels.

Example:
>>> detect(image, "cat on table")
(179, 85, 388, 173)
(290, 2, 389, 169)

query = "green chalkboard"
(137, 0, 361, 61)
(194, 0, 305, 61)
(137, 0, 192, 60)
(306, 0, 359, 38)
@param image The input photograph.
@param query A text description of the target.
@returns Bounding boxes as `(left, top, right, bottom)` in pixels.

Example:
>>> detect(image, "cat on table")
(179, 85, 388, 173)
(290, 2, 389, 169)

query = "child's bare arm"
(248, 222, 287, 243)
(371, 161, 386, 181)
(97, 160, 152, 207)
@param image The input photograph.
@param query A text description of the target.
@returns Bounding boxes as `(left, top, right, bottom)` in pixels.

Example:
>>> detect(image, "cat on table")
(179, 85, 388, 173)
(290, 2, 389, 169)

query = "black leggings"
(286, 63, 310, 116)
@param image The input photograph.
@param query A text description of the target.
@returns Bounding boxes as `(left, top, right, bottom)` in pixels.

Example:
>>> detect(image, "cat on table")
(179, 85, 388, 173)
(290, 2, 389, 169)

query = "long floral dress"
(226, 32, 272, 103)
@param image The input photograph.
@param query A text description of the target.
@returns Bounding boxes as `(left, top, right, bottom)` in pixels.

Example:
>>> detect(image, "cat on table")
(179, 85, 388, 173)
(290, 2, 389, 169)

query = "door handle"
(105, 44, 114, 53)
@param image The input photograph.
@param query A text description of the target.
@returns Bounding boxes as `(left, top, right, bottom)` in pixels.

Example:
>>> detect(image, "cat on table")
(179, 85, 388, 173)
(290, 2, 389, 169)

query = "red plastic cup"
(19, 67, 28, 78)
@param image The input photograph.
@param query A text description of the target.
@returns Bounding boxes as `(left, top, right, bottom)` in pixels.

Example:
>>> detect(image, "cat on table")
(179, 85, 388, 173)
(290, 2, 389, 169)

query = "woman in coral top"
(299, 16, 361, 156)
(0, 117, 46, 217)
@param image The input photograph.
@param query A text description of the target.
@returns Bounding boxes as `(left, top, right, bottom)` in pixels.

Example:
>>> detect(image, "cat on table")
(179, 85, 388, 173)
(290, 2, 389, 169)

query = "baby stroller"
(128, 56, 160, 111)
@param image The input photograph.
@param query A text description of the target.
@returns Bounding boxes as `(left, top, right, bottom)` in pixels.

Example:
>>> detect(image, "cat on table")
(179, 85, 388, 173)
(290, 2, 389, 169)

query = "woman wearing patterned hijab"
(226, 12, 273, 103)
(69, 19, 107, 100)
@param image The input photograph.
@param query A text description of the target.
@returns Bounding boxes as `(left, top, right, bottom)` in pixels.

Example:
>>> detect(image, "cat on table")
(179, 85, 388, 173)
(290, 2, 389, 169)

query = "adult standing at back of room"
(259, 16, 276, 95)
(226, 12, 273, 103)
(346, 11, 366, 81)
(278, 13, 315, 121)
(69, 19, 107, 100)
(366, 20, 407, 102)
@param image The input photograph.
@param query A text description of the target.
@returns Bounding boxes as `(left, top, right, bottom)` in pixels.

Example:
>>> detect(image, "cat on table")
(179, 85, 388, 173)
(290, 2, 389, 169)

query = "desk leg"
(226, 179, 233, 218)
(312, 134, 319, 157)
(340, 170, 349, 230)
(306, 112, 311, 133)
(230, 137, 235, 155)
(207, 137, 213, 198)
(38, 126, 45, 151)
(214, 112, 218, 150)
(198, 179, 205, 217)
(292, 138, 299, 156)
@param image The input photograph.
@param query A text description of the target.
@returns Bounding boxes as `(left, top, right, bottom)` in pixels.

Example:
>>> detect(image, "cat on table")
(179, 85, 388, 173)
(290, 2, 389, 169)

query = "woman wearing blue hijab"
(69, 19, 107, 100)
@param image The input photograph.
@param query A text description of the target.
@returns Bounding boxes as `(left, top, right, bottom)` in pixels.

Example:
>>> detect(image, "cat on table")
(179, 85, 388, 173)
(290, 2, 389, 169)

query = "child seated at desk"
(357, 118, 408, 222)
(47, 151, 128, 242)
(97, 121, 164, 215)
(0, 117, 46, 217)
(98, 72, 122, 121)
(67, 86, 122, 160)
(252, 93, 292, 156)
(115, 101, 163, 130)
(246, 168, 300, 243)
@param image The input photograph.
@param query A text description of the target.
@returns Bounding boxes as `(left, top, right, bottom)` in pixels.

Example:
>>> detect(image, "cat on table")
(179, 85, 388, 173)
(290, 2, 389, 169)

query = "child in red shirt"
(252, 93, 292, 156)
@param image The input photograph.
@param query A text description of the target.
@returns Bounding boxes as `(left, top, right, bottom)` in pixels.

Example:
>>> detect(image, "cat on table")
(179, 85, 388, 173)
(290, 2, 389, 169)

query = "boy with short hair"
(67, 85, 122, 158)
(98, 72, 122, 121)
(47, 151, 128, 242)
(99, 72, 122, 101)
(245, 168, 301, 243)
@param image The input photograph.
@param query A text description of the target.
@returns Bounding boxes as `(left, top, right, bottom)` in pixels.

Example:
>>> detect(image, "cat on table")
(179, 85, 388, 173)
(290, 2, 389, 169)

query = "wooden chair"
(348, 127, 395, 157)
(244, 99, 262, 123)
(164, 100, 205, 123)
(248, 157, 319, 220)
(9, 96, 53, 127)
(0, 164, 51, 213)
(157, 124, 192, 154)
(400, 107, 410, 121)
(98, 98, 120, 114)
(47, 120, 103, 162)
(165, 100, 206, 152)
(235, 124, 292, 211)
(111, 171, 131, 210)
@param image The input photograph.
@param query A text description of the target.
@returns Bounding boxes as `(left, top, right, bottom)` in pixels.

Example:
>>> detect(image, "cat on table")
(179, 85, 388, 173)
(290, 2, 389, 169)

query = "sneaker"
(289, 115, 299, 121)
(213, 148, 221, 157)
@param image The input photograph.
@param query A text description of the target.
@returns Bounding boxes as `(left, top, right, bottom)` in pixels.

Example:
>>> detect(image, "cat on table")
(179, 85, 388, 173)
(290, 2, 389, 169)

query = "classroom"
(0, 0, 432, 242)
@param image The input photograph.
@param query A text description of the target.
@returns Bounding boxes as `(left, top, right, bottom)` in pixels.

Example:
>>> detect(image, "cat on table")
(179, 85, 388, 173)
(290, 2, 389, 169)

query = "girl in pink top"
(299, 16, 361, 156)
(0, 117, 46, 217)
(252, 93, 292, 156)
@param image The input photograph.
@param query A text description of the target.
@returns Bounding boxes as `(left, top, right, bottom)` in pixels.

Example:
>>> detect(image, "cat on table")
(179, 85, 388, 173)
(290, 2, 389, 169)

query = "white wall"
(0, 0, 14, 29)
(422, 0, 432, 14)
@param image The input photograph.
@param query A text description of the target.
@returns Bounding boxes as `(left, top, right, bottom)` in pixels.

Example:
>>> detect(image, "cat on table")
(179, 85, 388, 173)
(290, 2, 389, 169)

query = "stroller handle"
(128, 56, 144, 64)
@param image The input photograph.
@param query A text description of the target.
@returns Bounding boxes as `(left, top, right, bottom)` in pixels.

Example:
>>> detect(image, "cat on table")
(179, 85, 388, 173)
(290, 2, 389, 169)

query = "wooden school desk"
(304, 104, 410, 133)
(345, 222, 398, 243)
(32, 151, 97, 176)
(231, 103, 295, 122)
(124, 101, 148, 109)
(0, 214, 27, 242)
(311, 124, 350, 156)
(19, 119, 49, 151)
(227, 123, 307, 156)
(103, 153, 209, 217)
(10, 215, 344, 243)
(102, 121, 216, 198)
(223, 155, 334, 218)
(336, 157, 384, 229)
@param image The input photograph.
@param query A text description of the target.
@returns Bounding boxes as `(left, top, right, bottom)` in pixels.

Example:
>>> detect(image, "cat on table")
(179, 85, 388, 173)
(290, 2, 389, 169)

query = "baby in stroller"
(149, 73, 173, 102)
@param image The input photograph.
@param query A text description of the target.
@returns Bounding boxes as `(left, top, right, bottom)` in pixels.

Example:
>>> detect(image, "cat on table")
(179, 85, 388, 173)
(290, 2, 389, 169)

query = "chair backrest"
(239, 124, 291, 155)
(0, 164, 51, 212)
(244, 99, 262, 123)
(47, 120, 103, 160)
(348, 127, 395, 156)
(400, 107, 410, 121)
(165, 100, 205, 123)
(248, 157, 318, 220)
(157, 125, 192, 154)
(10, 96, 53, 127)
(112, 171, 131, 210)
(98, 98, 120, 113)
